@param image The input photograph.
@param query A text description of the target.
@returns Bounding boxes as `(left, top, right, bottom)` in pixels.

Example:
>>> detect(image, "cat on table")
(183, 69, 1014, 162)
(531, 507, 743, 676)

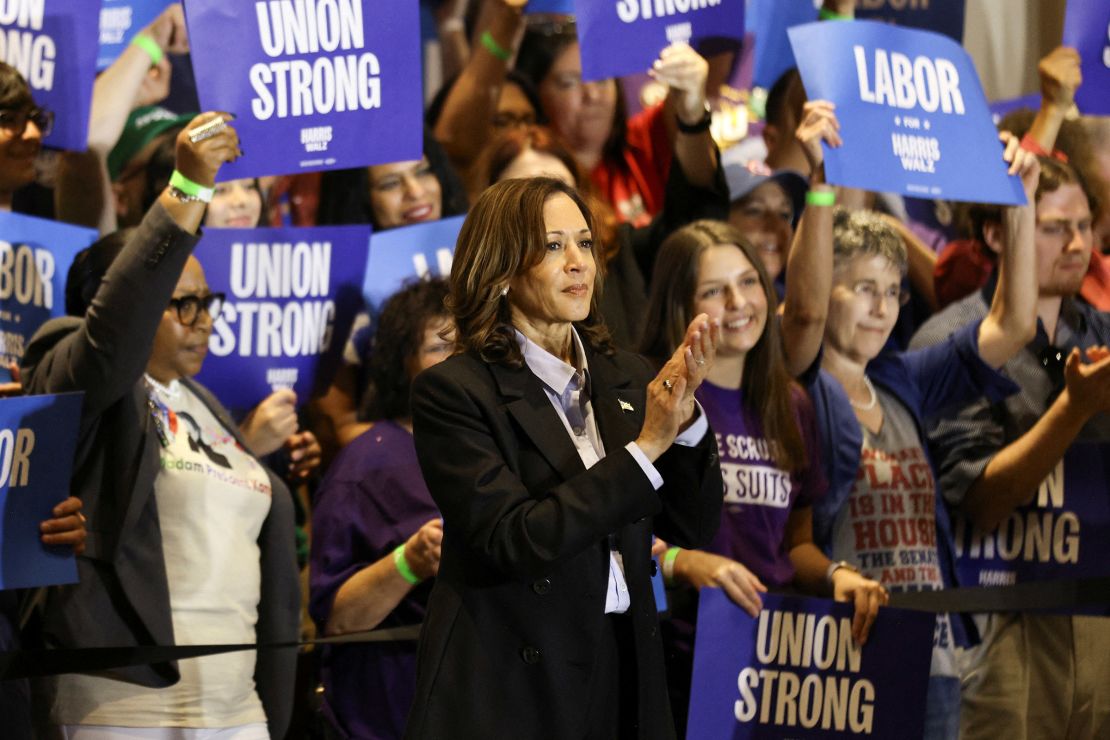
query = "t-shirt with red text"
(697, 381, 827, 587)
(829, 386, 957, 678)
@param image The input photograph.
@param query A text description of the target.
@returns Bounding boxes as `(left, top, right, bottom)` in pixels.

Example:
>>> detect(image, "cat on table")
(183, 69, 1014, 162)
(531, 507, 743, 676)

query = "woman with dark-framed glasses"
(21, 115, 300, 739)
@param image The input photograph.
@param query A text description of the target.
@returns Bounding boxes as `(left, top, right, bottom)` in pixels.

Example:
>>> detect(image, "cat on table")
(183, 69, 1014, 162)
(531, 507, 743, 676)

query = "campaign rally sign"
(855, 0, 966, 43)
(1063, 0, 1110, 116)
(953, 443, 1110, 594)
(0, 1, 101, 151)
(193, 225, 370, 412)
(575, 0, 745, 81)
(749, 0, 817, 90)
(989, 92, 1041, 125)
(789, 21, 1026, 205)
(688, 590, 933, 739)
(526, 0, 575, 13)
(0, 212, 98, 382)
(363, 215, 463, 313)
(183, 0, 423, 180)
(0, 392, 81, 590)
(98, 0, 173, 70)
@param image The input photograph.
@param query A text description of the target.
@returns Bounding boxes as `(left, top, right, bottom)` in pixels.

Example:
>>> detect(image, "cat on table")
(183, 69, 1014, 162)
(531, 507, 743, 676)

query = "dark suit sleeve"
(412, 363, 666, 580)
(650, 429, 723, 550)
(21, 203, 199, 424)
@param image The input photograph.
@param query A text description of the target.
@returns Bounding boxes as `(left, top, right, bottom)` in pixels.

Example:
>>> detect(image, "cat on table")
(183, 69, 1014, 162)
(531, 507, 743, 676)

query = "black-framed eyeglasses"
(0, 106, 54, 137)
(167, 293, 225, 327)
(1039, 344, 1066, 395)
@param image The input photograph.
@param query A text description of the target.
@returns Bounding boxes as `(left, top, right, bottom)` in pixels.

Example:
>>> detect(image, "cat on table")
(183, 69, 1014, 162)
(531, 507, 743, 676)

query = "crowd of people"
(1, 0, 1109, 739)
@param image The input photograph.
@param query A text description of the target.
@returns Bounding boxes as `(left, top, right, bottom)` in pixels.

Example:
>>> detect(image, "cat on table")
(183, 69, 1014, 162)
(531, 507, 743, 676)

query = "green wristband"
(662, 546, 681, 586)
(806, 189, 836, 207)
(130, 34, 164, 66)
(818, 8, 852, 21)
(169, 170, 215, 203)
(393, 544, 423, 585)
(480, 30, 511, 62)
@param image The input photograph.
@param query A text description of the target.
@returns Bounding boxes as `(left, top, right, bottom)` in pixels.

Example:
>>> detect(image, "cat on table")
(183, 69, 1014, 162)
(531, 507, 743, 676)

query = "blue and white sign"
(0, 392, 81, 590)
(97, 0, 173, 70)
(953, 443, 1110, 593)
(688, 590, 933, 739)
(575, 0, 745, 81)
(193, 225, 371, 413)
(1063, 0, 1110, 116)
(855, 0, 966, 43)
(183, 0, 423, 180)
(0, 1, 101, 151)
(749, 0, 817, 90)
(988, 92, 1041, 125)
(788, 20, 1026, 205)
(526, 0, 574, 13)
(0, 212, 98, 381)
(363, 215, 462, 313)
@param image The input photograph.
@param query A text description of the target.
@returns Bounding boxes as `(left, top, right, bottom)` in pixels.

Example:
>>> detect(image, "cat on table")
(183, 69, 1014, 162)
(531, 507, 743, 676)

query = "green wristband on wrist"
(169, 170, 215, 203)
(662, 546, 681, 586)
(480, 30, 511, 62)
(818, 8, 852, 21)
(806, 189, 836, 207)
(131, 34, 164, 66)
(393, 544, 423, 585)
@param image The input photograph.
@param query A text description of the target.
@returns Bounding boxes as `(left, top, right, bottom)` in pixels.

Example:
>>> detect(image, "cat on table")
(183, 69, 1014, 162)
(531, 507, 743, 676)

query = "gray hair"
(832, 208, 907, 275)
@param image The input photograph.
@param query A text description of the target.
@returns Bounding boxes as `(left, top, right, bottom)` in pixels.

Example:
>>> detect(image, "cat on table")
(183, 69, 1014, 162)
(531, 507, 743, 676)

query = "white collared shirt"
(517, 329, 707, 613)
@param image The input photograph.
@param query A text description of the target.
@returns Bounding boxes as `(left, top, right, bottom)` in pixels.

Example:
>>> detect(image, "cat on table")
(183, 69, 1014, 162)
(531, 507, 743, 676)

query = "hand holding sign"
(998, 130, 1041, 203)
(675, 549, 768, 617)
(38, 495, 85, 555)
(240, 388, 299, 457)
(794, 100, 843, 183)
(829, 567, 888, 646)
(175, 112, 241, 188)
(143, 2, 189, 55)
(648, 42, 709, 127)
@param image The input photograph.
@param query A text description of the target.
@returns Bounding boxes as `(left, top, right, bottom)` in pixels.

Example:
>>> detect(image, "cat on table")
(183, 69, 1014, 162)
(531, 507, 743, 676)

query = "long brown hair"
(639, 220, 807, 472)
(449, 177, 613, 367)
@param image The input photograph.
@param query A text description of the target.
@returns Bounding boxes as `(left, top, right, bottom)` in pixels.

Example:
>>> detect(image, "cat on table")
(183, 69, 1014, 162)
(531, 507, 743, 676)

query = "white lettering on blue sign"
(0, 241, 54, 308)
(0, 0, 53, 91)
(250, 0, 380, 120)
(732, 610, 873, 731)
(615, 0, 721, 24)
(99, 6, 133, 44)
(0, 426, 34, 488)
(853, 45, 965, 114)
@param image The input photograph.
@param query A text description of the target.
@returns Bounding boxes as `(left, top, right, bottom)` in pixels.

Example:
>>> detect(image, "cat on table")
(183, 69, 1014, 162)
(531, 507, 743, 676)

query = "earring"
(501, 286, 509, 297)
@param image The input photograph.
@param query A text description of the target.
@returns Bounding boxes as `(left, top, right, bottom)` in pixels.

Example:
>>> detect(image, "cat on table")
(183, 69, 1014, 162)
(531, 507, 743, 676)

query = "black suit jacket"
(405, 342, 722, 740)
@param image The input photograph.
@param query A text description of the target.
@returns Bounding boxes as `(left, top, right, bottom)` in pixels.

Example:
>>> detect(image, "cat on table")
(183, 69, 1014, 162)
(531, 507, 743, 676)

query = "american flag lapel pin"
(618, 398, 634, 412)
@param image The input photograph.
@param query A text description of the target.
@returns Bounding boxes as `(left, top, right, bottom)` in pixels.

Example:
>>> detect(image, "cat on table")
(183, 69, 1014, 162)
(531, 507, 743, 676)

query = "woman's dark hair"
(425, 70, 546, 131)
(366, 278, 451, 421)
(449, 177, 612, 367)
(316, 130, 468, 228)
(515, 21, 628, 168)
(0, 62, 33, 110)
(639, 220, 806, 472)
(65, 228, 136, 316)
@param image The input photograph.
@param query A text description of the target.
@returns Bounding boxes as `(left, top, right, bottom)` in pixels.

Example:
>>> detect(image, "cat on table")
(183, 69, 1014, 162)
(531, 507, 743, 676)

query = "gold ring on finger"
(662, 378, 674, 392)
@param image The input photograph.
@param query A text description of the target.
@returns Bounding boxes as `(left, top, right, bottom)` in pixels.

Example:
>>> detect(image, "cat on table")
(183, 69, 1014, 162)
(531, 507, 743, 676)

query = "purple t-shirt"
(696, 381, 828, 587)
(309, 420, 439, 740)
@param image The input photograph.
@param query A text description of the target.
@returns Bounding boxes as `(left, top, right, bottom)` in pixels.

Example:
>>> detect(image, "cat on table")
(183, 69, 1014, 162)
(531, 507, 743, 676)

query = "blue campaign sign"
(988, 92, 1041, 125)
(749, 0, 818, 90)
(0, 392, 81, 590)
(526, 0, 575, 13)
(183, 0, 423, 180)
(953, 443, 1110, 595)
(193, 225, 371, 413)
(789, 20, 1026, 205)
(0, 212, 98, 382)
(688, 590, 933, 739)
(97, 0, 173, 71)
(575, 0, 745, 82)
(1063, 0, 1110, 116)
(855, 0, 966, 43)
(363, 215, 463, 313)
(0, 1, 101, 151)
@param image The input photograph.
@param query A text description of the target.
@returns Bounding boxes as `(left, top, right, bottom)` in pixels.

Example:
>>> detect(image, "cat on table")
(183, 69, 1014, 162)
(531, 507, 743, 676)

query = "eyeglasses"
(1039, 344, 1066, 396)
(167, 293, 225, 327)
(0, 106, 53, 137)
(492, 111, 537, 130)
(851, 281, 910, 307)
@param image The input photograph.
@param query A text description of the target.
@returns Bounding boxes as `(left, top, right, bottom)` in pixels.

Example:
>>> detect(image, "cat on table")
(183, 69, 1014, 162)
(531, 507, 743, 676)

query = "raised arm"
(1025, 46, 1081, 156)
(976, 133, 1040, 368)
(23, 114, 238, 419)
(781, 101, 839, 377)
(653, 42, 717, 190)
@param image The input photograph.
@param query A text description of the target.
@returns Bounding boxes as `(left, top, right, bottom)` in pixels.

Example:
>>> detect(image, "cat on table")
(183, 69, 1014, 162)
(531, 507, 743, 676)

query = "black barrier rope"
(5, 577, 1110, 682)
(0, 624, 422, 681)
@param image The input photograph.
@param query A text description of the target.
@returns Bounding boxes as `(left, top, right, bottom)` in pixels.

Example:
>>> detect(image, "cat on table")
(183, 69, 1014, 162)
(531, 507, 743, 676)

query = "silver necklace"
(849, 375, 878, 411)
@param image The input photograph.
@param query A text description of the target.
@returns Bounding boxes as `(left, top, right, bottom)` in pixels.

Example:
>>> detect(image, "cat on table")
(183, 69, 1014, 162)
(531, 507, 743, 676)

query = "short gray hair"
(832, 208, 907, 275)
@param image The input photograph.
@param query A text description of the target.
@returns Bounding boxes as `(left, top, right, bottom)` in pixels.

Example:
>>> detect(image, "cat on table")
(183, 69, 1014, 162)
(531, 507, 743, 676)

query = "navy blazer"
(405, 342, 722, 740)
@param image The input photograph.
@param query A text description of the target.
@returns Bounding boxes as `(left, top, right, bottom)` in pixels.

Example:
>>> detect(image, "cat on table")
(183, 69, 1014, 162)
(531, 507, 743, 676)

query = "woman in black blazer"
(405, 177, 723, 739)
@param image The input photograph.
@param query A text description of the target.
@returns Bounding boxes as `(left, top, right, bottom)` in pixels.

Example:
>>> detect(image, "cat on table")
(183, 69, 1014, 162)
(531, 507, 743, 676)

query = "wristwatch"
(676, 102, 712, 134)
(825, 560, 860, 586)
